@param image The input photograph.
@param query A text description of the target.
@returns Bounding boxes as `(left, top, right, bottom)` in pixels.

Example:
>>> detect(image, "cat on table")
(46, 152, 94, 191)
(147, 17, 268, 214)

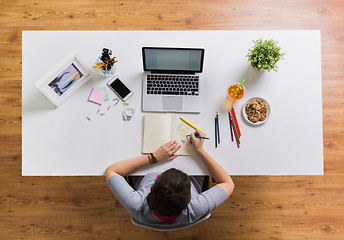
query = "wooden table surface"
(1, 0, 343, 239)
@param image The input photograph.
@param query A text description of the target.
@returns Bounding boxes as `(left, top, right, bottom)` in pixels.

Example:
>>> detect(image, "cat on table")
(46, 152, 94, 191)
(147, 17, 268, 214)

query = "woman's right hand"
(189, 130, 205, 153)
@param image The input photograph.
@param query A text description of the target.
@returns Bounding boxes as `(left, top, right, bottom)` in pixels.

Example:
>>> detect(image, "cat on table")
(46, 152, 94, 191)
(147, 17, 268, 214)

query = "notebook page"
(142, 115, 172, 153)
(170, 116, 198, 155)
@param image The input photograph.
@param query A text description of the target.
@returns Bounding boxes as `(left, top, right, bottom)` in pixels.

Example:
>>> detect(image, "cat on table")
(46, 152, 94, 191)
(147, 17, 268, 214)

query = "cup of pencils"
(223, 80, 245, 109)
(94, 48, 118, 78)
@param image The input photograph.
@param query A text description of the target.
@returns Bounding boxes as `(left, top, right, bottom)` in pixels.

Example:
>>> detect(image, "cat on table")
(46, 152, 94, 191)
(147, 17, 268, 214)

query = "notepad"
(88, 88, 107, 105)
(142, 114, 199, 155)
(98, 86, 109, 101)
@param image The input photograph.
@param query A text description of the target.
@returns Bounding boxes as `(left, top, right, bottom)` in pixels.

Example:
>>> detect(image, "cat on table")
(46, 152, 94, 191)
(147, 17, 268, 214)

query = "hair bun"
(147, 168, 191, 217)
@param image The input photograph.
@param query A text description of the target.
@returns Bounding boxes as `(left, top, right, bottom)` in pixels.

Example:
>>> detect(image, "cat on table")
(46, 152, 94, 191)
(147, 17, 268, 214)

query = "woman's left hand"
(153, 140, 181, 162)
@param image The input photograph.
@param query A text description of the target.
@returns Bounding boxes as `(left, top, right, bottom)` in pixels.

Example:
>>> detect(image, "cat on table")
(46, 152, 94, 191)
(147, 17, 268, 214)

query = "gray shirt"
(107, 172, 227, 227)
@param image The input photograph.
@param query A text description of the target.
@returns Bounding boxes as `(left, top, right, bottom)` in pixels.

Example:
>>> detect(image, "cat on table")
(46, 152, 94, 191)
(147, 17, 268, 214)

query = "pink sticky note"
(88, 88, 107, 105)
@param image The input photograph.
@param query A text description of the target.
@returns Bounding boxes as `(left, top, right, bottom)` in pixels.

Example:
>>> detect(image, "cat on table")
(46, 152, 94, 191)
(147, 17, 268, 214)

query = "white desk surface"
(22, 30, 323, 176)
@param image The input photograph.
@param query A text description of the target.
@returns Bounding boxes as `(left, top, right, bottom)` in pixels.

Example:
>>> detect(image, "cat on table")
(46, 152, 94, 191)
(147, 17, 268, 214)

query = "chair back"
(131, 213, 211, 231)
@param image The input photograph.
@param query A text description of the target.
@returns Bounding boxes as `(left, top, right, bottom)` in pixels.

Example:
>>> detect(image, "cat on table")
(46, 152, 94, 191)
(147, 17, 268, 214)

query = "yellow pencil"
(93, 63, 105, 69)
(179, 117, 207, 136)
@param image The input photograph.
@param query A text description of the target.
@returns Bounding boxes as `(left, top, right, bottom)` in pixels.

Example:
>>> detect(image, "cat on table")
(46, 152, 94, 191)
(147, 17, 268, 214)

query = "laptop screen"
(143, 47, 204, 73)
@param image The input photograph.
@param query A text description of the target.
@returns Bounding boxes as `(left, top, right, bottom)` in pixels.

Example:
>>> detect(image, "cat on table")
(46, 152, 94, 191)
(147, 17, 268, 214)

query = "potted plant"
(247, 39, 285, 72)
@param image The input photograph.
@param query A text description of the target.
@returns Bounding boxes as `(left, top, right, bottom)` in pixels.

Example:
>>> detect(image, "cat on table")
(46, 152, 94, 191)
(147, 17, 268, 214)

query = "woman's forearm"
(197, 149, 231, 183)
(105, 155, 150, 181)
(197, 149, 234, 197)
(105, 141, 181, 182)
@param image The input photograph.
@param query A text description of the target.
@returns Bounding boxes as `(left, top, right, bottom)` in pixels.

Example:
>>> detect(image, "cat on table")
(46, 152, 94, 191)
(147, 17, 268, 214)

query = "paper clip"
(113, 98, 119, 106)
(86, 116, 91, 121)
(107, 105, 111, 111)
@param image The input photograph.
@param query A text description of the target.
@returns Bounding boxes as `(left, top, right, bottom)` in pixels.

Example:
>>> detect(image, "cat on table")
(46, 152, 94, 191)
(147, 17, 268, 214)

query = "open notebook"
(142, 114, 199, 155)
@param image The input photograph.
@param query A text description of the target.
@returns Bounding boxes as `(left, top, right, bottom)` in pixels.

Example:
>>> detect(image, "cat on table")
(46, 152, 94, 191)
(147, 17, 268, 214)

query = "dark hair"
(147, 168, 191, 217)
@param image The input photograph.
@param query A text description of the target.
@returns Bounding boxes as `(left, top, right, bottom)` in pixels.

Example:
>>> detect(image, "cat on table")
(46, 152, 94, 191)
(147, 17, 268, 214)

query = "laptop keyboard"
(146, 75, 199, 96)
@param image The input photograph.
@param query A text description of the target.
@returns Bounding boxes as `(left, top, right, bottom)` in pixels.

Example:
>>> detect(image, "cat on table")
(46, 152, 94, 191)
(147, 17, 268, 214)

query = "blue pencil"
(187, 135, 210, 140)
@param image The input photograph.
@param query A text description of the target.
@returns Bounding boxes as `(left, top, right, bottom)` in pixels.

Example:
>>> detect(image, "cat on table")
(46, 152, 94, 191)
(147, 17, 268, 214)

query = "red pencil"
(230, 113, 240, 148)
(231, 107, 241, 137)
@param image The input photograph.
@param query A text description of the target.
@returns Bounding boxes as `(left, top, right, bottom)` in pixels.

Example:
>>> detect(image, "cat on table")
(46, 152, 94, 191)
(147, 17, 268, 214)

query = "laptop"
(142, 47, 205, 113)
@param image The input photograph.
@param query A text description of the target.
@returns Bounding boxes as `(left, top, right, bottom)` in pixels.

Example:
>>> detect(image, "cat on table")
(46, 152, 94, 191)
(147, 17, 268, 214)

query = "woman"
(105, 130, 234, 227)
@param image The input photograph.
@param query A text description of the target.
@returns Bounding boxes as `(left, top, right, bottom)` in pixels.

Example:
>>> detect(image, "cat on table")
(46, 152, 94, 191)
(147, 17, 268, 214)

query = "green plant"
(247, 39, 285, 72)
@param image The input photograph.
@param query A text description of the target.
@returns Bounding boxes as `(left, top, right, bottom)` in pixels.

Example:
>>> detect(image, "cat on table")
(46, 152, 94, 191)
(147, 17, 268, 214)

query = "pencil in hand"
(187, 134, 209, 140)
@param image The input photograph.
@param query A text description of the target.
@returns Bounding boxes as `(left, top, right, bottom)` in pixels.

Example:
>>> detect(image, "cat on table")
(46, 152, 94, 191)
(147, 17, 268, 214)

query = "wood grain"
(1, 0, 344, 239)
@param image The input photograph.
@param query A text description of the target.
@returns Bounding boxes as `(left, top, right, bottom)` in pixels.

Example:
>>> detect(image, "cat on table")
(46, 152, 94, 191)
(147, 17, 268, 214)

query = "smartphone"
(107, 77, 133, 101)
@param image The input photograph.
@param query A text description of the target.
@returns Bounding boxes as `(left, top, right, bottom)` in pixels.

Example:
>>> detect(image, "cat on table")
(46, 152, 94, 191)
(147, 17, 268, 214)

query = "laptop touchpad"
(162, 96, 182, 111)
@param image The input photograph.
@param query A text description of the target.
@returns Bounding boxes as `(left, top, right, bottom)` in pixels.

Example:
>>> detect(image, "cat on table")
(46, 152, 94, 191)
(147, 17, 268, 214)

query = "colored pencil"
(231, 108, 241, 137)
(228, 110, 234, 142)
(230, 113, 240, 148)
(215, 117, 218, 148)
(180, 117, 207, 135)
(216, 112, 220, 144)
(187, 135, 209, 140)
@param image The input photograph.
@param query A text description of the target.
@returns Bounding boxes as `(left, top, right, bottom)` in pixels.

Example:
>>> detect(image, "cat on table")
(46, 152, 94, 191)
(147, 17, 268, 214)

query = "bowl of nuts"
(242, 97, 271, 126)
